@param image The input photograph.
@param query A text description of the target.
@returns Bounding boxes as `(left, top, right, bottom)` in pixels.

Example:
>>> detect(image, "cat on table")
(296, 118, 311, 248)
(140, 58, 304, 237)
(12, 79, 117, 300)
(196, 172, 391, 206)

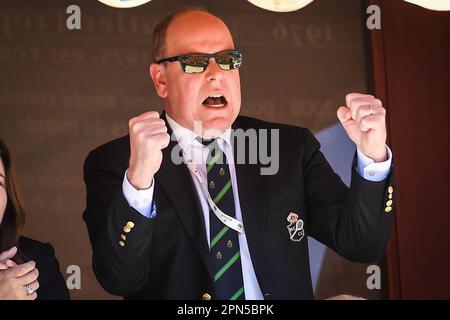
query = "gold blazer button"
(202, 293, 211, 300)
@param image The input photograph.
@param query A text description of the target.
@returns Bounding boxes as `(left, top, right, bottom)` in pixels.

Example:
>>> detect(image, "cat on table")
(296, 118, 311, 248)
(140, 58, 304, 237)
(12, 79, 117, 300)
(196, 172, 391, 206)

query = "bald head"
(152, 8, 234, 61)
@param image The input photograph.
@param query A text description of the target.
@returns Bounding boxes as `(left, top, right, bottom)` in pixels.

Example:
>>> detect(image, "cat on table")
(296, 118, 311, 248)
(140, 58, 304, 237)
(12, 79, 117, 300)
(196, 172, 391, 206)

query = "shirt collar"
(165, 113, 232, 151)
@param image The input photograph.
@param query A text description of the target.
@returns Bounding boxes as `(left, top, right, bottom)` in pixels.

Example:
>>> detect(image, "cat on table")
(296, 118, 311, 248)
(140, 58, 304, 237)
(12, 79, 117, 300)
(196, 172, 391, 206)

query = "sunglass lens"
(181, 55, 208, 73)
(216, 51, 242, 71)
(183, 65, 206, 73)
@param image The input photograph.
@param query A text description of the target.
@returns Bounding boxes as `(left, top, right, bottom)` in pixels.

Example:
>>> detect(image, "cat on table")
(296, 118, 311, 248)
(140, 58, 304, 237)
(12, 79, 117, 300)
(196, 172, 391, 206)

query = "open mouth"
(202, 94, 228, 108)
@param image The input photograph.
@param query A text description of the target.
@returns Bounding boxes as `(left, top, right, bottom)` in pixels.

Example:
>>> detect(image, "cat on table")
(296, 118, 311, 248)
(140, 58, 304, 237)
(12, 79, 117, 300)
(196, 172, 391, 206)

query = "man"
(83, 8, 394, 300)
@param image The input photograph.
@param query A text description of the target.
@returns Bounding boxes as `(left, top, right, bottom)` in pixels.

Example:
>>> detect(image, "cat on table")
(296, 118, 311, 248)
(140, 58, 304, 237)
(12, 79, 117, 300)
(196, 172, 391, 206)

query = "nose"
(205, 57, 223, 81)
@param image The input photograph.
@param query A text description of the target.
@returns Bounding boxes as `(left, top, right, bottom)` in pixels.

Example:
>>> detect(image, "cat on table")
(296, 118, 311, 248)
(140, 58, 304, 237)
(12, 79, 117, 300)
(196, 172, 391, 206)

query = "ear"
(149, 63, 168, 98)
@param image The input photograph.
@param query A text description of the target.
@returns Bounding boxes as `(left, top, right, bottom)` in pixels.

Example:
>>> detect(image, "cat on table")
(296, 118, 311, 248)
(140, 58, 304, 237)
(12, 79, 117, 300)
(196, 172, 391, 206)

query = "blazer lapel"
(154, 113, 214, 280)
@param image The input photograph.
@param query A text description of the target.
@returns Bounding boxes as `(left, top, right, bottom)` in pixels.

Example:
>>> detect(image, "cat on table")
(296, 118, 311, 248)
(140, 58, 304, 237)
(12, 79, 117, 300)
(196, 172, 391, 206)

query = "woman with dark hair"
(0, 139, 69, 300)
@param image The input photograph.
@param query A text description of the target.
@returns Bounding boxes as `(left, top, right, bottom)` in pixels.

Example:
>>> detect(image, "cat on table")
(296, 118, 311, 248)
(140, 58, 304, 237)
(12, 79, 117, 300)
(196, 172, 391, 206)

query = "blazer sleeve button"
(202, 293, 211, 300)
(123, 226, 131, 233)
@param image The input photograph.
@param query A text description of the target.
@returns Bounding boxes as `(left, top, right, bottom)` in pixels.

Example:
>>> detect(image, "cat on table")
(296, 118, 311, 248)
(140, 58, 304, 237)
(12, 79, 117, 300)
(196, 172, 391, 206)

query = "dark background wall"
(370, 0, 450, 299)
(1, 0, 381, 299)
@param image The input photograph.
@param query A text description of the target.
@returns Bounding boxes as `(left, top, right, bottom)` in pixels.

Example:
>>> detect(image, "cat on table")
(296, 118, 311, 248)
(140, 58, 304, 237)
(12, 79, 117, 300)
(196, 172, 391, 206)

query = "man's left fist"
(337, 93, 387, 162)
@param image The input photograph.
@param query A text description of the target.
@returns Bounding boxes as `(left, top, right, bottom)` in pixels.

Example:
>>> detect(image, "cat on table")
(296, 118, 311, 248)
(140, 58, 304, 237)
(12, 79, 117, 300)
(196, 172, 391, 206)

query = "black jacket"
(18, 236, 70, 300)
(83, 115, 395, 300)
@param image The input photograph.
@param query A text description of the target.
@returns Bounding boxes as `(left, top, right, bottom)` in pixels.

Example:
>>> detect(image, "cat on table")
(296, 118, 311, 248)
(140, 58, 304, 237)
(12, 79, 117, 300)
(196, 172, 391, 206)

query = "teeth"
(202, 94, 227, 108)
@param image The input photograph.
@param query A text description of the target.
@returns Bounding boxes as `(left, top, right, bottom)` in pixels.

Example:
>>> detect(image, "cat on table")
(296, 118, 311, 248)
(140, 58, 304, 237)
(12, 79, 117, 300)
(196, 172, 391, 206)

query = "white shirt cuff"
(356, 145, 393, 182)
(122, 170, 156, 218)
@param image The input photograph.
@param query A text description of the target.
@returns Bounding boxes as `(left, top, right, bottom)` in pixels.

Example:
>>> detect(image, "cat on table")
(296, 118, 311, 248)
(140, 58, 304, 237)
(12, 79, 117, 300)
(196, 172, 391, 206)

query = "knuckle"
(133, 127, 145, 138)
(129, 117, 138, 128)
(348, 92, 366, 101)
(156, 132, 165, 140)
(134, 128, 143, 138)
(346, 93, 355, 100)
(130, 123, 138, 134)
(32, 269, 39, 280)
(161, 134, 170, 145)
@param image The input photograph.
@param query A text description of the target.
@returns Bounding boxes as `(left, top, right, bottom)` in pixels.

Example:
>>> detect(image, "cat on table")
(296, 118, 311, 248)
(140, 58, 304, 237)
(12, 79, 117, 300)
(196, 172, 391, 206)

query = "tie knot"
(195, 136, 217, 147)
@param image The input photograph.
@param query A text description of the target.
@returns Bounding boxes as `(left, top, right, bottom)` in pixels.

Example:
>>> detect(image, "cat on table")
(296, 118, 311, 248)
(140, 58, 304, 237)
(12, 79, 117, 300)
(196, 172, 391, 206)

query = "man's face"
(150, 11, 241, 136)
(0, 160, 6, 224)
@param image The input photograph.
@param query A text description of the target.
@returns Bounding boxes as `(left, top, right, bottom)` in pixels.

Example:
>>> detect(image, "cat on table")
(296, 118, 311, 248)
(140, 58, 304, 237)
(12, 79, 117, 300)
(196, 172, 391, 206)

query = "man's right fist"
(127, 111, 170, 190)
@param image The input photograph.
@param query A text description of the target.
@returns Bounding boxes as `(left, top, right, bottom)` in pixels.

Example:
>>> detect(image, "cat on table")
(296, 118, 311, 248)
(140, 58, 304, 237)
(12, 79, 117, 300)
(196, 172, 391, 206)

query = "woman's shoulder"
(19, 235, 52, 249)
(18, 236, 55, 261)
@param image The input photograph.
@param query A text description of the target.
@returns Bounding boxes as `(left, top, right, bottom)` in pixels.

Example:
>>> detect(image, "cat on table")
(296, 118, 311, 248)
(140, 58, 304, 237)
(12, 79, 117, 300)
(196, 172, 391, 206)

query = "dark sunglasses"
(155, 49, 243, 74)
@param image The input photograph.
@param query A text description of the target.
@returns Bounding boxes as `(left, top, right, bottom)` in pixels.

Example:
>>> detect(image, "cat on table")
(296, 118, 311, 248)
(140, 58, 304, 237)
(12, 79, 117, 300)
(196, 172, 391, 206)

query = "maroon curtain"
(370, 0, 450, 299)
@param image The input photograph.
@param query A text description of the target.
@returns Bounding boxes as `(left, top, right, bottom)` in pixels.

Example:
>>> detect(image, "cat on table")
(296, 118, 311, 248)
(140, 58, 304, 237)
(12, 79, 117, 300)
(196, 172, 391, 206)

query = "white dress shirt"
(122, 114, 393, 300)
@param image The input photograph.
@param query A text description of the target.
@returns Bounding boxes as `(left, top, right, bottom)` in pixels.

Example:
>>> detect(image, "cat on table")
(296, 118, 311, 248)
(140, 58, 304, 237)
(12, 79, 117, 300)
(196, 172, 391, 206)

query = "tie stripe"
(207, 151, 222, 173)
(214, 251, 241, 281)
(230, 287, 244, 300)
(213, 180, 232, 204)
(209, 179, 232, 248)
(211, 226, 229, 248)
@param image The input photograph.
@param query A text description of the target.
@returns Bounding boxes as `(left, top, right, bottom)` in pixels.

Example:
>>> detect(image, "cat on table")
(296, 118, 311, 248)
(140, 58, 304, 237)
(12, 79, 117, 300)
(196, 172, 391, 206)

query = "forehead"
(165, 11, 235, 56)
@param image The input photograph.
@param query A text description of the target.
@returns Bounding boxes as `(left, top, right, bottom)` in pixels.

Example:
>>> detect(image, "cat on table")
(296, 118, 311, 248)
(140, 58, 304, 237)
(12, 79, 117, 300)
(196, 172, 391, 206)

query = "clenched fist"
(337, 93, 388, 162)
(127, 111, 170, 190)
